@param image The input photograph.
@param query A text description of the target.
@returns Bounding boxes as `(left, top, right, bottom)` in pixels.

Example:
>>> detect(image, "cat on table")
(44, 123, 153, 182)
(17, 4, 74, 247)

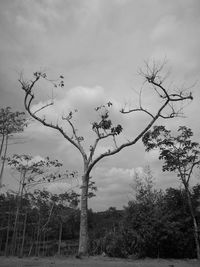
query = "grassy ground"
(0, 257, 200, 267)
(0, 256, 199, 267)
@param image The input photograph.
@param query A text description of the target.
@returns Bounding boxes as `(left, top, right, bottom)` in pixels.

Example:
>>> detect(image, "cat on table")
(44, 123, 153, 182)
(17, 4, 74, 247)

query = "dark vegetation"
(89, 181, 200, 259)
(0, 181, 199, 259)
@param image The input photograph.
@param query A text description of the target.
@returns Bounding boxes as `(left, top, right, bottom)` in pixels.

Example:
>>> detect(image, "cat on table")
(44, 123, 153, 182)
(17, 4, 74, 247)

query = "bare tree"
(19, 62, 193, 255)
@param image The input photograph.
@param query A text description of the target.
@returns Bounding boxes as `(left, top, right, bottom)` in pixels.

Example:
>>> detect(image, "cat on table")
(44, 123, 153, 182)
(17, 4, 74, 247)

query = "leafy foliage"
(123, 184, 200, 258)
(142, 126, 200, 181)
(6, 154, 77, 191)
(143, 128, 200, 259)
(0, 107, 27, 186)
(0, 189, 80, 256)
(0, 107, 26, 136)
(92, 103, 123, 137)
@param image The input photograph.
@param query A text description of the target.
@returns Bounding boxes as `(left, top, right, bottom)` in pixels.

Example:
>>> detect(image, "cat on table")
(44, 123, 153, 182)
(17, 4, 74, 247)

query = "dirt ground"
(0, 256, 199, 267)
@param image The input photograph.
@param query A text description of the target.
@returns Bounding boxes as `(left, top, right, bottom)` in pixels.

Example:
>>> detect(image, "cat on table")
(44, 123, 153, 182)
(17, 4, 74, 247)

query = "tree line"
(0, 175, 199, 259)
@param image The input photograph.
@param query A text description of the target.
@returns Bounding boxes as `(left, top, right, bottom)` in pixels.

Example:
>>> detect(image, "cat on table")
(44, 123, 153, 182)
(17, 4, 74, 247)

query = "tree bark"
(0, 134, 8, 187)
(58, 221, 62, 255)
(11, 169, 26, 255)
(78, 173, 89, 256)
(0, 134, 5, 158)
(12, 205, 20, 255)
(5, 211, 10, 256)
(36, 216, 40, 256)
(185, 187, 200, 259)
(20, 211, 27, 258)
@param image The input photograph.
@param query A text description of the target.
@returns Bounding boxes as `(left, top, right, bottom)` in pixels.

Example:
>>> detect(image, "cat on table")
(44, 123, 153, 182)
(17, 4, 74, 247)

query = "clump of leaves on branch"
(92, 103, 122, 137)
(0, 107, 26, 137)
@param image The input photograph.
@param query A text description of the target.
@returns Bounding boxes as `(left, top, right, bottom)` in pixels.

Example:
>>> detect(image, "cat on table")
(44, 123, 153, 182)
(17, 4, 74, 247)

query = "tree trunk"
(185, 187, 200, 259)
(0, 134, 8, 187)
(20, 211, 27, 257)
(12, 205, 20, 255)
(78, 173, 89, 256)
(0, 134, 5, 157)
(11, 169, 25, 255)
(0, 231, 2, 254)
(5, 211, 10, 256)
(42, 231, 46, 256)
(36, 216, 40, 256)
(58, 221, 63, 255)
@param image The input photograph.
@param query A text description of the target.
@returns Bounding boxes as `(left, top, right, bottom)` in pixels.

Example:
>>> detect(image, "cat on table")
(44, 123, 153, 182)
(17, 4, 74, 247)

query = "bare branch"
(121, 107, 155, 119)
(33, 101, 54, 115)
(62, 114, 87, 160)
(88, 139, 99, 164)
(122, 61, 193, 120)
(113, 135, 118, 149)
(19, 74, 85, 158)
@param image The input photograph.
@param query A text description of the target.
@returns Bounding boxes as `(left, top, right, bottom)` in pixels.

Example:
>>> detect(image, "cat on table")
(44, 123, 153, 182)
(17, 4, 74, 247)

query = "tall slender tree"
(19, 61, 193, 255)
(6, 154, 70, 194)
(0, 107, 26, 187)
(6, 154, 73, 256)
(142, 126, 200, 259)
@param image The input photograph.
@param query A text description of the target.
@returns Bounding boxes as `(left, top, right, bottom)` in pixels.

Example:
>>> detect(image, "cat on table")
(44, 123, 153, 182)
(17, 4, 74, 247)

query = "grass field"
(0, 256, 199, 267)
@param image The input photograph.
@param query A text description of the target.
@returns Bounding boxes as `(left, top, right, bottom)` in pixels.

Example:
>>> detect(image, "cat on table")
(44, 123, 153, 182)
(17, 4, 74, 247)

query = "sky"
(0, 0, 200, 210)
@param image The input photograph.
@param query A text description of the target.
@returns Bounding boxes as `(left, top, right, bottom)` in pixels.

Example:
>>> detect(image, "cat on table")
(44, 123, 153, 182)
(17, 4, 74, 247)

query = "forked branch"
(19, 63, 193, 178)
(86, 63, 193, 174)
(19, 73, 86, 159)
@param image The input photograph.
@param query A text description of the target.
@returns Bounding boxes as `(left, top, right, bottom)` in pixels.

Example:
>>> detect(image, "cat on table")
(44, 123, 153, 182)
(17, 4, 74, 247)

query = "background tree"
(47, 191, 79, 255)
(88, 207, 124, 256)
(31, 189, 79, 257)
(19, 61, 193, 255)
(143, 126, 200, 259)
(124, 167, 164, 258)
(123, 179, 200, 258)
(0, 107, 26, 187)
(160, 187, 198, 258)
(0, 188, 80, 257)
(6, 154, 68, 194)
(5, 153, 73, 256)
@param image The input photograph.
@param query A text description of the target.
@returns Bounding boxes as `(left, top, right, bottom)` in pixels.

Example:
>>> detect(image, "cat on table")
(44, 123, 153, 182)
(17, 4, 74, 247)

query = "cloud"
(46, 179, 80, 195)
(89, 166, 136, 210)
(28, 155, 45, 164)
(106, 167, 135, 179)
(114, 0, 131, 5)
(1, 0, 200, 210)
(31, 85, 106, 118)
(15, 14, 46, 33)
(150, 7, 200, 79)
(151, 15, 178, 42)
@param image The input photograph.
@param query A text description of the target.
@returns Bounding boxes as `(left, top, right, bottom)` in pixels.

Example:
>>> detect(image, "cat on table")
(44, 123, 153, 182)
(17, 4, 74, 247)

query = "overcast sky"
(0, 0, 200, 210)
